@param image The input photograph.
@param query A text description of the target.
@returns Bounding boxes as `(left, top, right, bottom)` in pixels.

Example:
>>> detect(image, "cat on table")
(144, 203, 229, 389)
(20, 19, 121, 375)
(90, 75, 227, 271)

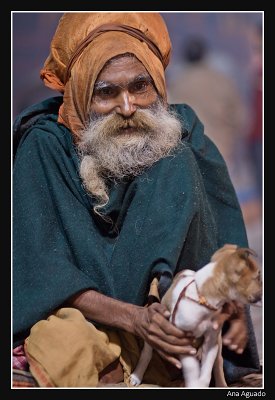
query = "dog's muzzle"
(248, 292, 262, 305)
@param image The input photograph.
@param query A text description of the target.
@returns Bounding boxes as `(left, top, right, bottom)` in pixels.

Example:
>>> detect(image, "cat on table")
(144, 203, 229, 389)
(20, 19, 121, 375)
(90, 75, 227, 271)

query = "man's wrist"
(67, 289, 144, 334)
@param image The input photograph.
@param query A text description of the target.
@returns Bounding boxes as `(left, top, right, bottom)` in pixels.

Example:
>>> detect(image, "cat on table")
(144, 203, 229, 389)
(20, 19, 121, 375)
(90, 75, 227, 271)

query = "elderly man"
(13, 13, 260, 387)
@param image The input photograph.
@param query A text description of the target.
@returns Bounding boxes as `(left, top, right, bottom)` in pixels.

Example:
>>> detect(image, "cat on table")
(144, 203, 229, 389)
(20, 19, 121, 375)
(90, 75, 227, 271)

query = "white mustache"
(78, 102, 183, 216)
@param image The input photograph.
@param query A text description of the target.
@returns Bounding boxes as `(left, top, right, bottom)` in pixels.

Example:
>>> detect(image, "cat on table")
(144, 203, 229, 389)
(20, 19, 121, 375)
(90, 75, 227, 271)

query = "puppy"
(129, 244, 262, 388)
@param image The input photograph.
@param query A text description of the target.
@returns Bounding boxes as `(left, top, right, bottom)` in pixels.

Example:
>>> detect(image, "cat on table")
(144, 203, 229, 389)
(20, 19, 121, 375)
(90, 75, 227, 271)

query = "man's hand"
(132, 302, 196, 369)
(68, 289, 195, 369)
(212, 301, 248, 354)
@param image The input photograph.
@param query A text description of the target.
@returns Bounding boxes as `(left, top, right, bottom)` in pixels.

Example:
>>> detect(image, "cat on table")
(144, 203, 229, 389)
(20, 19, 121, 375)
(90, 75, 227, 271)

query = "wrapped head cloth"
(40, 13, 172, 142)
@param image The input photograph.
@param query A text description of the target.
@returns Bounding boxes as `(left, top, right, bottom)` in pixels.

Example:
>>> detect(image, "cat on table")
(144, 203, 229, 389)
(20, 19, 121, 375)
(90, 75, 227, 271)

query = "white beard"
(78, 102, 183, 214)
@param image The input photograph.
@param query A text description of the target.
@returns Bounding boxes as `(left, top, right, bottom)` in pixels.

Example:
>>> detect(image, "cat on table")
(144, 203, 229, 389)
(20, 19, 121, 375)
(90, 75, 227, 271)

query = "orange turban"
(40, 12, 172, 141)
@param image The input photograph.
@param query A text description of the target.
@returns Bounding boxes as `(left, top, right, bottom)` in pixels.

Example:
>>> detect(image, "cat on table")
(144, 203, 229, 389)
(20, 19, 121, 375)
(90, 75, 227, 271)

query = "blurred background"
(12, 12, 263, 362)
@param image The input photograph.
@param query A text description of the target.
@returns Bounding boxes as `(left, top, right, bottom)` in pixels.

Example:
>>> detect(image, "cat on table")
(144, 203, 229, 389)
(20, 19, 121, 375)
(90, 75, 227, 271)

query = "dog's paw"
(197, 377, 212, 387)
(129, 373, 142, 386)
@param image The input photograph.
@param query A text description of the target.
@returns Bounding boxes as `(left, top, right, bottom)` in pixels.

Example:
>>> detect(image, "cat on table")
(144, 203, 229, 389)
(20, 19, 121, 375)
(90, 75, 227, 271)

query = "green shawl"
(13, 97, 260, 382)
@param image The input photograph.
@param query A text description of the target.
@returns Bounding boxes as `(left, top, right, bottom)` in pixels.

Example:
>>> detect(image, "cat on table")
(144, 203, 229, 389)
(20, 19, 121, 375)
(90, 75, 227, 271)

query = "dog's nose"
(249, 292, 262, 305)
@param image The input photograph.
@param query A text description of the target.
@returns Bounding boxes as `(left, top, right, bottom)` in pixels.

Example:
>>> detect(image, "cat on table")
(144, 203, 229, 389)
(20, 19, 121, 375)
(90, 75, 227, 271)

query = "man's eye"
(95, 86, 117, 98)
(131, 80, 150, 93)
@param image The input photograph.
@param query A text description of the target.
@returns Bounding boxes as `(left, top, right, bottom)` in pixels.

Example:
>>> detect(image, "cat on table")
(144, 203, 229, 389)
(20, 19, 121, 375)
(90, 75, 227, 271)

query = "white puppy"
(129, 244, 262, 387)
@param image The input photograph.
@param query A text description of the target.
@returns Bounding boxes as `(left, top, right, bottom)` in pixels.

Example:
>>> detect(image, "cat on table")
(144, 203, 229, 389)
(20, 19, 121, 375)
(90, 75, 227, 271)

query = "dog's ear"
(236, 248, 260, 275)
(211, 244, 238, 262)
(224, 248, 258, 282)
(224, 253, 249, 282)
(236, 247, 258, 260)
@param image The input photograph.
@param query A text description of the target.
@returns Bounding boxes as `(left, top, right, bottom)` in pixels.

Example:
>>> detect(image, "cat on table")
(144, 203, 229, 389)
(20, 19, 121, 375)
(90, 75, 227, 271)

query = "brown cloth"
(40, 13, 172, 141)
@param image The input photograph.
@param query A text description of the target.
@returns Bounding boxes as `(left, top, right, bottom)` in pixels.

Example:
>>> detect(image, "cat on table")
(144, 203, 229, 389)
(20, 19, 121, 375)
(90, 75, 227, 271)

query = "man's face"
(79, 57, 182, 209)
(91, 55, 159, 126)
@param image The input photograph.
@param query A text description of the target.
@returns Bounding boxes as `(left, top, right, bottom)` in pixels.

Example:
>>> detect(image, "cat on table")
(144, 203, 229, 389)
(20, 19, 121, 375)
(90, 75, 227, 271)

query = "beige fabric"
(168, 63, 248, 166)
(40, 13, 172, 141)
(147, 276, 160, 302)
(25, 308, 121, 387)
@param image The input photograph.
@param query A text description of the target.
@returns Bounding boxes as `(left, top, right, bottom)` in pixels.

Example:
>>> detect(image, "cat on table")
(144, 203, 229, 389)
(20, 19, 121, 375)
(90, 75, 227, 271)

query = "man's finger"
(147, 334, 197, 356)
(212, 312, 231, 330)
(149, 311, 191, 338)
(157, 350, 182, 369)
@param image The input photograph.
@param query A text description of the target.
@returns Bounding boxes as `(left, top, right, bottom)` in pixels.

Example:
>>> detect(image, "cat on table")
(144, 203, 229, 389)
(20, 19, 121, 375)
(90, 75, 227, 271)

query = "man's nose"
(115, 91, 137, 118)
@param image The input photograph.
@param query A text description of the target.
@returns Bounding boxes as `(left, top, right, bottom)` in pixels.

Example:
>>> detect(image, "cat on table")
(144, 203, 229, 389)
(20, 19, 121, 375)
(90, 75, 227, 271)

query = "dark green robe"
(13, 96, 260, 382)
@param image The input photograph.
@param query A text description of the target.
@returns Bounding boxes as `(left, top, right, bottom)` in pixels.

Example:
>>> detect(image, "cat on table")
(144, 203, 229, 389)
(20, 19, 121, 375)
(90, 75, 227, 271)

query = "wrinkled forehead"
(94, 53, 152, 85)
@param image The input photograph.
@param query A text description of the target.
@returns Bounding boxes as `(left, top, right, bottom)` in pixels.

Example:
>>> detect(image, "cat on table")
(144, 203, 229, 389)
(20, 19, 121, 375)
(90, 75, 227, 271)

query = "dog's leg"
(129, 342, 153, 386)
(179, 355, 201, 387)
(213, 332, 227, 387)
(198, 330, 219, 387)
